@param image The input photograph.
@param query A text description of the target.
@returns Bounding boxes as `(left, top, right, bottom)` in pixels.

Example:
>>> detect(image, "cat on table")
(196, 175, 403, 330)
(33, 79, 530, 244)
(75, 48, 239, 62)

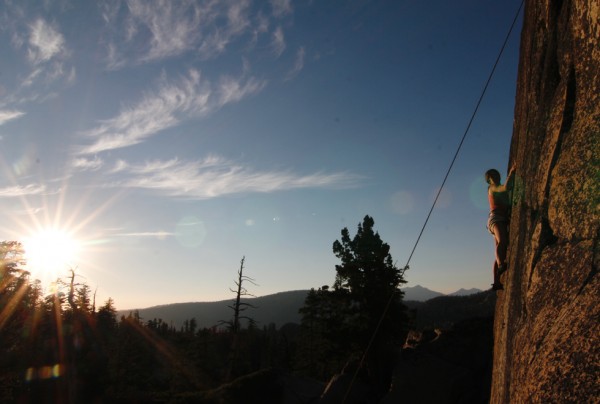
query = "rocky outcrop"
(383, 318, 494, 404)
(318, 318, 494, 404)
(491, 1, 599, 403)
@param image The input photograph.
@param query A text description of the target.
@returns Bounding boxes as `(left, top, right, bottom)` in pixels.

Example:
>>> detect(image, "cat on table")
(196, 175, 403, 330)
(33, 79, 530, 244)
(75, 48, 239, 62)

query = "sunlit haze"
(0, 0, 522, 309)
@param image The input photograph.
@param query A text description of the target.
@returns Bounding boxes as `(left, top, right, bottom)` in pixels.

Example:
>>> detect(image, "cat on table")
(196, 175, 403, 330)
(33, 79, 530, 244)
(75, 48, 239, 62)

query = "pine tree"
(332, 216, 407, 335)
(297, 216, 409, 389)
(332, 215, 408, 396)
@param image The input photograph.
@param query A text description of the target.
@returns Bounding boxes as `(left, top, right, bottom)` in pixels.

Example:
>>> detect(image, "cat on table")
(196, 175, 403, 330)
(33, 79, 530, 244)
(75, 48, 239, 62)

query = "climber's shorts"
(487, 212, 507, 235)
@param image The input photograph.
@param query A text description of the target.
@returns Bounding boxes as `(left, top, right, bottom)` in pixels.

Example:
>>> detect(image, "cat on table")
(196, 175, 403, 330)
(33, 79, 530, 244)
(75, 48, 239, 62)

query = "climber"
(485, 165, 516, 290)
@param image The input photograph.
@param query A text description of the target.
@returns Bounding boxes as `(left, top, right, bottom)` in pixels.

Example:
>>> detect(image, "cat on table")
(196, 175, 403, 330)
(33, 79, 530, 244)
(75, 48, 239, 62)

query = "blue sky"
(0, 0, 522, 309)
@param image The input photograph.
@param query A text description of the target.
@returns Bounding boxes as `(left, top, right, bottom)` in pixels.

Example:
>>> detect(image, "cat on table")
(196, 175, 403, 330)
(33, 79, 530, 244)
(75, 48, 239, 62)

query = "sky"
(0, 0, 523, 310)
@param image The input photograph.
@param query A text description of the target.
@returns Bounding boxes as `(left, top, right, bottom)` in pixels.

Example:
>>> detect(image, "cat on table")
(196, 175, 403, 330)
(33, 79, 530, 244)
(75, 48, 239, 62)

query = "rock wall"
(491, 0, 599, 402)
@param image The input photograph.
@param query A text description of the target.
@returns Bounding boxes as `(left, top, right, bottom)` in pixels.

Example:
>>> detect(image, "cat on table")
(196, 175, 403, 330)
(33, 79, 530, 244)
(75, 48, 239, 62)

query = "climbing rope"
(342, 1, 525, 401)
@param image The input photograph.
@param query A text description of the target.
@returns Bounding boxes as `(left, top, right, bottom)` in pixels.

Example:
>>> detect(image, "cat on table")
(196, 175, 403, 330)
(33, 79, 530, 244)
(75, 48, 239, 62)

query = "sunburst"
(22, 226, 81, 284)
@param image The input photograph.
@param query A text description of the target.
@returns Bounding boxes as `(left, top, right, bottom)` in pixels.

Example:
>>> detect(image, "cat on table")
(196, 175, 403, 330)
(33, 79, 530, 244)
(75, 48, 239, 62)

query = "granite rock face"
(491, 1, 599, 403)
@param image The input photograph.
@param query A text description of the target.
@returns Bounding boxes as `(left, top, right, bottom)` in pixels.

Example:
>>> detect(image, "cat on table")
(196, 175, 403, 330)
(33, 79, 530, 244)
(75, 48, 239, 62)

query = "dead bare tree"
(61, 268, 94, 313)
(228, 256, 258, 332)
(220, 256, 258, 380)
(66, 268, 78, 312)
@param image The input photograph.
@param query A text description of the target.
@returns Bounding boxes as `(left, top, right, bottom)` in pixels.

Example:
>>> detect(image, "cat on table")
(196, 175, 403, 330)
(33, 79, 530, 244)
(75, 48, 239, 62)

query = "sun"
(23, 227, 81, 283)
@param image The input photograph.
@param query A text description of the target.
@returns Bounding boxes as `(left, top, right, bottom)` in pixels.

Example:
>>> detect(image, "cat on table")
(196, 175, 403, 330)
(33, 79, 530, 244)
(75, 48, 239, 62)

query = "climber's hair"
(485, 169, 501, 185)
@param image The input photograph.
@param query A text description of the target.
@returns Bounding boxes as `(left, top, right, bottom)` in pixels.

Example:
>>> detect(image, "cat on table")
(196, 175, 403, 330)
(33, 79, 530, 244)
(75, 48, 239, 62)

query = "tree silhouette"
(297, 286, 352, 379)
(0, 240, 334, 399)
(0, 241, 34, 401)
(0, 241, 28, 299)
(332, 215, 408, 396)
(333, 215, 407, 334)
(298, 216, 408, 393)
(334, 216, 404, 295)
(220, 256, 258, 380)
(221, 256, 257, 333)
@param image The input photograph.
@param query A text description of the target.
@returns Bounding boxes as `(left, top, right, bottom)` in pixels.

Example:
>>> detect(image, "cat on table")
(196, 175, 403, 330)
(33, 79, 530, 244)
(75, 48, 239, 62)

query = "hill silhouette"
(405, 290, 496, 329)
(449, 287, 483, 296)
(401, 284, 444, 301)
(119, 287, 492, 331)
(118, 290, 309, 330)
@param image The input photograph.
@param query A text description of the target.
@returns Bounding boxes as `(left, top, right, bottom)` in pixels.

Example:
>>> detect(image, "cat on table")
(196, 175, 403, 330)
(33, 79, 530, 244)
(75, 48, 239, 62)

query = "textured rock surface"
(491, 0, 599, 403)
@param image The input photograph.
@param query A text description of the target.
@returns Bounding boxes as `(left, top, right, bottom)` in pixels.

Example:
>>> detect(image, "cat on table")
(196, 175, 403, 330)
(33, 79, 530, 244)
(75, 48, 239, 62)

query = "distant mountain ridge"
(404, 290, 496, 329)
(119, 286, 484, 330)
(448, 288, 484, 296)
(401, 285, 483, 301)
(118, 290, 308, 330)
(401, 285, 444, 301)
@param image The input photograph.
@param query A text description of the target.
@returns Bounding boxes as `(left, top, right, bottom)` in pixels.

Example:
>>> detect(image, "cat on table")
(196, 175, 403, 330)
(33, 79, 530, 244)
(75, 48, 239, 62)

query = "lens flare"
(175, 216, 207, 248)
(23, 227, 81, 283)
(390, 190, 415, 215)
(469, 176, 489, 211)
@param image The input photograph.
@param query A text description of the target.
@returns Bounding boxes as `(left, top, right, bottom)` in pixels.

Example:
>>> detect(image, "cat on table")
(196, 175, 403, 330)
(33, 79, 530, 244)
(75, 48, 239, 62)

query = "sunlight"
(23, 227, 81, 283)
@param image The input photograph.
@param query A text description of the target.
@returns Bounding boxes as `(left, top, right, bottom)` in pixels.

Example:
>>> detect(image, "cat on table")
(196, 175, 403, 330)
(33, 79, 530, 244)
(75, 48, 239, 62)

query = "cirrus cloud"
(0, 183, 46, 198)
(27, 19, 66, 65)
(107, 155, 363, 200)
(285, 46, 305, 81)
(75, 68, 265, 155)
(0, 110, 26, 126)
(103, 0, 265, 68)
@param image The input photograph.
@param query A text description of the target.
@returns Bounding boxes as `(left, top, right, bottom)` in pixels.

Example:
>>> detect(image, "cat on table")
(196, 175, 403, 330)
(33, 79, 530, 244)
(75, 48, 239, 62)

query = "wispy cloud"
(111, 159, 129, 173)
(271, 26, 286, 57)
(196, 0, 252, 60)
(0, 110, 25, 126)
(76, 69, 210, 154)
(227, 0, 252, 37)
(217, 75, 266, 106)
(127, 0, 204, 62)
(27, 19, 66, 64)
(250, 12, 270, 46)
(76, 68, 265, 155)
(0, 183, 46, 198)
(0, 12, 74, 96)
(103, 0, 258, 67)
(101, 0, 298, 69)
(109, 156, 362, 199)
(72, 156, 103, 171)
(285, 46, 305, 80)
(270, 0, 293, 18)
